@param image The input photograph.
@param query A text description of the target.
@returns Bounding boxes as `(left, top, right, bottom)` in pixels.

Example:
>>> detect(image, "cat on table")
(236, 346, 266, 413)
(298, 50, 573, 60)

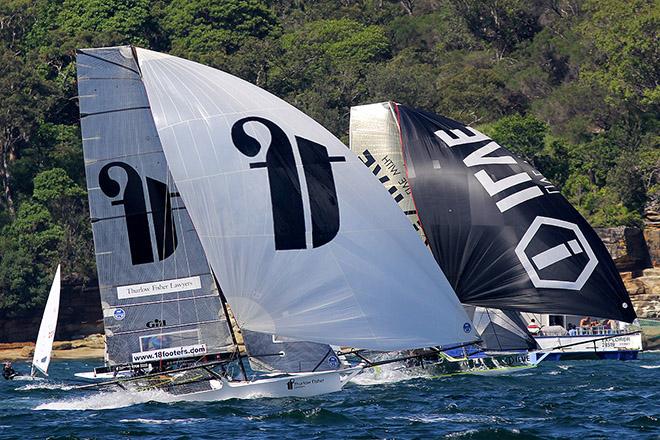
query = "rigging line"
(76, 49, 141, 76)
(80, 106, 151, 118)
(312, 347, 336, 372)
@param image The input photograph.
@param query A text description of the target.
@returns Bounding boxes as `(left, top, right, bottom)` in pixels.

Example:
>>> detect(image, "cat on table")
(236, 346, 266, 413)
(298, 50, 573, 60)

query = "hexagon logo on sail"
(515, 216, 598, 290)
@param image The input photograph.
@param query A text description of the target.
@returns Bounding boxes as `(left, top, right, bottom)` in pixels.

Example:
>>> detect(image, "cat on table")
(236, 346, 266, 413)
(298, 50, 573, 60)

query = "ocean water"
(1, 353, 659, 439)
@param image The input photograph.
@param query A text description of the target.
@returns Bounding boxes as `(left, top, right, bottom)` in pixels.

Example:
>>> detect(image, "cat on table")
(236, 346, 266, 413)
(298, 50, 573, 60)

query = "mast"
(212, 272, 248, 381)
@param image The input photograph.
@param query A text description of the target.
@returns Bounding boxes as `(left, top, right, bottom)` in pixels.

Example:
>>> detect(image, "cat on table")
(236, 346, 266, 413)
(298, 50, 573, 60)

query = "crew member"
(527, 318, 541, 335)
(579, 316, 591, 328)
(2, 362, 17, 380)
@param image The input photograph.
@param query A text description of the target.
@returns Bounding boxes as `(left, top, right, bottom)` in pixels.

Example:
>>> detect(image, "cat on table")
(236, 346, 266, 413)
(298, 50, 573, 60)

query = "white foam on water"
(558, 365, 572, 370)
(398, 414, 504, 424)
(11, 375, 44, 382)
(351, 364, 431, 385)
(119, 418, 205, 425)
(16, 381, 74, 391)
(445, 429, 479, 438)
(639, 365, 660, 369)
(33, 388, 180, 411)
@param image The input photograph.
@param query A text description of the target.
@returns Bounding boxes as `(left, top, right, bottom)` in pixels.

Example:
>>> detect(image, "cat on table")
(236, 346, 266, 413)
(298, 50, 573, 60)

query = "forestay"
(352, 102, 635, 322)
(135, 47, 476, 351)
(32, 265, 61, 376)
(77, 47, 234, 364)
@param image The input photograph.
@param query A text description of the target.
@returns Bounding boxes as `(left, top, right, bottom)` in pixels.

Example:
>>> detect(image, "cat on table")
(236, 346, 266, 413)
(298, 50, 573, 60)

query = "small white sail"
(32, 265, 61, 377)
(135, 48, 476, 351)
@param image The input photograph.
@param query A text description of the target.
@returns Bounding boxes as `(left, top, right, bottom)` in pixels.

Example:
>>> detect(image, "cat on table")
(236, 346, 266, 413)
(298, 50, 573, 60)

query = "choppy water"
(1, 353, 659, 439)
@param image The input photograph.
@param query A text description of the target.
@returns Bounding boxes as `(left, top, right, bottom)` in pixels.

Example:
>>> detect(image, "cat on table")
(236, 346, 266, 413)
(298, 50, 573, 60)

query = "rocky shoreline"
(0, 334, 104, 361)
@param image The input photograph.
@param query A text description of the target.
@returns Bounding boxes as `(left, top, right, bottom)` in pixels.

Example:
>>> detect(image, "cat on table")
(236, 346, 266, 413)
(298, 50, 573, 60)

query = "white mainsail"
(135, 47, 476, 351)
(31, 265, 61, 376)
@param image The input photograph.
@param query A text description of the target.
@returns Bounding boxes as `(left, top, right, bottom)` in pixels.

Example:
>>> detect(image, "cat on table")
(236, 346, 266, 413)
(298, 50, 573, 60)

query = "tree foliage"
(0, 0, 657, 314)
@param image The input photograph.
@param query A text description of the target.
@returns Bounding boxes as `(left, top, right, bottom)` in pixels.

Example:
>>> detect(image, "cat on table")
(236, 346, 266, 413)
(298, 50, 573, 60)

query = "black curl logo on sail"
(99, 162, 178, 265)
(231, 117, 346, 250)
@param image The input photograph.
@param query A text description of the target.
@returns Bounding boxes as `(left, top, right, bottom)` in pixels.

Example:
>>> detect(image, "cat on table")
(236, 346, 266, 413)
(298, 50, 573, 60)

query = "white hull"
(181, 368, 361, 401)
(74, 371, 135, 380)
(533, 332, 642, 360)
(535, 333, 642, 353)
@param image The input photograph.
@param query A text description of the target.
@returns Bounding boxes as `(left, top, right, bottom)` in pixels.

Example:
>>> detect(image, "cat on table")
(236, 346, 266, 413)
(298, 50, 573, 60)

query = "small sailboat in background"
(31, 265, 62, 378)
(349, 102, 639, 366)
(72, 46, 478, 400)
(4, 264, 61, 380)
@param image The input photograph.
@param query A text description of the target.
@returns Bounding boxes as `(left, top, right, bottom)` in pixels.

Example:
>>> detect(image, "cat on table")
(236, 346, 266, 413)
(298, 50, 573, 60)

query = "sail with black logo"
(132, 47, 476, 351)
(72, 46, 483, 400)
(349, 102, 536, 352)
(77, 47, 343, 375)
(350, 102, 635, 323)
(77, 47, 235, 365)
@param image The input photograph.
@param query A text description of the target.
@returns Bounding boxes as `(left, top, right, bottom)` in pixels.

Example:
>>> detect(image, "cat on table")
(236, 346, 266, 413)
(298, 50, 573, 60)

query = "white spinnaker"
(136, 48, 475, 351)
(32, 265, 61, 376)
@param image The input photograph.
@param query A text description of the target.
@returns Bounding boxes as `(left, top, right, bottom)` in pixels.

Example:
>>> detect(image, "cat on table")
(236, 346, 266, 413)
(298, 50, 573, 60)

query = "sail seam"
(81, 106, 151, 118)
(104, 292, 219, 308)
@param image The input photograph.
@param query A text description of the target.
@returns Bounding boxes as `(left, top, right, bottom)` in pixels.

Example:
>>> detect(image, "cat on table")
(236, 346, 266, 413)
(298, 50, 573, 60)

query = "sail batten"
(135, 47, 476, 351)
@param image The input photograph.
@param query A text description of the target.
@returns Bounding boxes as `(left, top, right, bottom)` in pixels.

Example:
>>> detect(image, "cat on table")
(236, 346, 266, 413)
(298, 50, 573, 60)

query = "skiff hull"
(180, 368, 360, 401)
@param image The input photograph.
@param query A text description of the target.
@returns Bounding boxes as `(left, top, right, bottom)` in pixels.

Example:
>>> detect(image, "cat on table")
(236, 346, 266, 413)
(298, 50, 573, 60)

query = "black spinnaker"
(391, 103, 635, 322)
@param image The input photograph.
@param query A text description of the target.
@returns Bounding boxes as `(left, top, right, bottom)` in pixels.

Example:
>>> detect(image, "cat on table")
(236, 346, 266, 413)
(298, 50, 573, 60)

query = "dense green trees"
(0, 0, 657, 313)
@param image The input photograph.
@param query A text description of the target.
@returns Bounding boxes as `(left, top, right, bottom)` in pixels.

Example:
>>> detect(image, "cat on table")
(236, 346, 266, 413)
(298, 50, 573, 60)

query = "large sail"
(77, 47, 234, 365)
(32, 265, 61, 376)
(349, 102, 535, 352)
(351, 102, 635, 322)
(133, 47, 476, 351)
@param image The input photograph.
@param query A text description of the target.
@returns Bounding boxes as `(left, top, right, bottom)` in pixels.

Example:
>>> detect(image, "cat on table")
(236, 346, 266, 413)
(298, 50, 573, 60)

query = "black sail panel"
(394, 104, 636, 322)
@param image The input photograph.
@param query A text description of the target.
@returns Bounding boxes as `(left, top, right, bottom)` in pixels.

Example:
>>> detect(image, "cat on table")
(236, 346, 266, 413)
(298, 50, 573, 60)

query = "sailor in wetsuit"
(2, 362, 17, 380)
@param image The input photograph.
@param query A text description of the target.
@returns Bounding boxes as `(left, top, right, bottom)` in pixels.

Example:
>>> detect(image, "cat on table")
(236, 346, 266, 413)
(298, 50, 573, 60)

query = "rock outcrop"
(623, 268, 660, 320)
(643, 212, 660, 267)
(595, 226, 652, 273)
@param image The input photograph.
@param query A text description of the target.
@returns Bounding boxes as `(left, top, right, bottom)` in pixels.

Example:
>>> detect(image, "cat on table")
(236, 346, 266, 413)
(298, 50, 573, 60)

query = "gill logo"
(99, 162, 178, 265)
(232, 117, 346, 250)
